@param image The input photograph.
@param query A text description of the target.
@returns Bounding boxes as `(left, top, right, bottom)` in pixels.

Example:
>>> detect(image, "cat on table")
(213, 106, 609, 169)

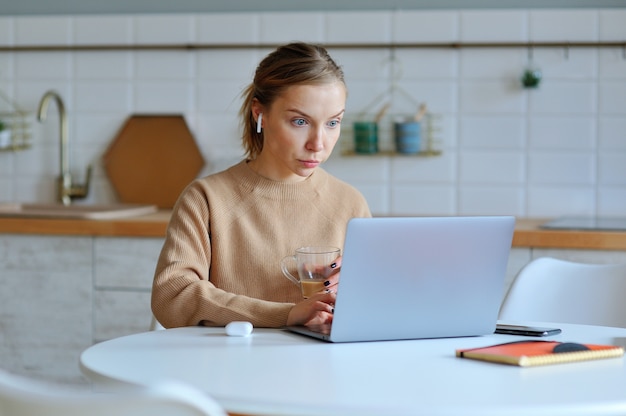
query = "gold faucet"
(37, 90, 92, 206)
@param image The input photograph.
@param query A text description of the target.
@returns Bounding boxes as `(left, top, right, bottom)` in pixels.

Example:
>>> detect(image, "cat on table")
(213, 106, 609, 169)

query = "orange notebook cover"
(456, 340, 624, 367)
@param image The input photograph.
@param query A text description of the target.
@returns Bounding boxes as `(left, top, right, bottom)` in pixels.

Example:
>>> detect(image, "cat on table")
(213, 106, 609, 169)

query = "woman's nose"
(306, 128, 325, 151)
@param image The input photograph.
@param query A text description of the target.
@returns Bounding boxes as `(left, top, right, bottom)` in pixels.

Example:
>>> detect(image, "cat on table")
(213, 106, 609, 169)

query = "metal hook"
(386, 47, 403, 83)
(564, 43, 570, 60)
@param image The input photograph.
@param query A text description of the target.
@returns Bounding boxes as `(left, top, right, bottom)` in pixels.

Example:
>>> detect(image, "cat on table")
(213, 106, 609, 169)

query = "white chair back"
(150, 315, 166, 330)
(499, 257, 626, 328)
(0, 369, 227, 416)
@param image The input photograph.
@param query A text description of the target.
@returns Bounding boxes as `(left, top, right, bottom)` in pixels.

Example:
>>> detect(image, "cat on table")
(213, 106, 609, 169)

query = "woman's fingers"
(320, 256, 342, 292)
(327, 256, 342, 276)
(310, 291, 336, 308)
(287, 292, 336, 326)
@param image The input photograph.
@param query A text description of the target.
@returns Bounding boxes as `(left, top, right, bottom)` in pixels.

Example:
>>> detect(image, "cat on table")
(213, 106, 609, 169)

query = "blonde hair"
(239, 42, 346, 159)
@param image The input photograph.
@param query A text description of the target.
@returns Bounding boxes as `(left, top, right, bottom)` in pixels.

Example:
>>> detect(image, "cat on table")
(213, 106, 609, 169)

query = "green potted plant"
(521, 68, 542, 89)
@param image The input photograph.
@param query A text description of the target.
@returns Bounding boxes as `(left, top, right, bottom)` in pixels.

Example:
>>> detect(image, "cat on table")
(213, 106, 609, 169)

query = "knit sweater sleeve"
(151, 180, 294, 328)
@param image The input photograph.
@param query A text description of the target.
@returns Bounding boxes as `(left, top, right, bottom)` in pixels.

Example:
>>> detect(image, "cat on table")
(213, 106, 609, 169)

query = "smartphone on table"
(495, 324, 562, 337)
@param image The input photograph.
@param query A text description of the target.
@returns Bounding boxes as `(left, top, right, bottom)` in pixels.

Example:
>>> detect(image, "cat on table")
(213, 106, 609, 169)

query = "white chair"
(150, 315, 166, 331)
(0, 369, 227, 416)
(499, 257, 626, 328)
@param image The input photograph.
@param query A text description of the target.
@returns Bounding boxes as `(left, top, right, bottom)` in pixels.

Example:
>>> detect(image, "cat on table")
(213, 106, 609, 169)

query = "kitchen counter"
(0, 210, 170, 237)
(1, 213, 626, 250)
(512, 218, 626, 250)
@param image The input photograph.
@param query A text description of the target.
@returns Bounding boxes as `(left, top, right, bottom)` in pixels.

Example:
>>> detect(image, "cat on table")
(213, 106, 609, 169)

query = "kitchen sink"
(0, 202, 158, 220)
(541, 216, 626, 231)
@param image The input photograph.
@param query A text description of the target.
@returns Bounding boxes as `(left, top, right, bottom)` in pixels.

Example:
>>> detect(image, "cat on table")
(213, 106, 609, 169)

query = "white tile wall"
(14, 16, 72, 45)
(599, 117, 626, 150)
(72, 15, 132, 45)
(0, 8, 624, 217)
(460, 82, 526, 114)
(599, 10, 626, 40)
(326, 11, 393, 43)
(599, 48, 626, 80)
(460, 116, 526, 149)
(196, 13, 259, 44)
(529, 10, 598, 41)
(599, 188, 626, 216)
(460, 186, 525, 216)
(260, 12, 326, 44)
(460, 151, 525, 184)
(133, 14, 195, 44)
(600, 81, 626, 113)
(393, 11, 458, 43)
(528, 116, 595, 150)
(460, 11, 527, 42)
(529, 187, 595, 217)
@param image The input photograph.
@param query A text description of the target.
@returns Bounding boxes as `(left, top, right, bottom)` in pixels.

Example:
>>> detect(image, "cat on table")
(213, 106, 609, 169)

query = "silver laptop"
(287, 216, 515, 343)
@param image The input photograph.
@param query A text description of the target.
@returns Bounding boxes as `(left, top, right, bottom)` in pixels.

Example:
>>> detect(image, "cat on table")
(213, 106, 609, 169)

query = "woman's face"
(251, 82, 346, 182)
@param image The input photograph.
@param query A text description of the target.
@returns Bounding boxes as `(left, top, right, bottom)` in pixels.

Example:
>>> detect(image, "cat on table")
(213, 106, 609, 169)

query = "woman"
(152, 42, 371, 328)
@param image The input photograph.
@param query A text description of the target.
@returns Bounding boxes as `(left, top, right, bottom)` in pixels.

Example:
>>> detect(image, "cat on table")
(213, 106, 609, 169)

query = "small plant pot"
(522, 68, 542, 89)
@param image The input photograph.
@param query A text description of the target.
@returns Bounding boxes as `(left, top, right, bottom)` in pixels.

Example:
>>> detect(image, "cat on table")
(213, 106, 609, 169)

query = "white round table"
(80, 322, 626, 416)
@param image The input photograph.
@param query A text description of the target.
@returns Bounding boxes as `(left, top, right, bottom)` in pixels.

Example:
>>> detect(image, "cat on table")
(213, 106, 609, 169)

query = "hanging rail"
(0, 41, 624, 52)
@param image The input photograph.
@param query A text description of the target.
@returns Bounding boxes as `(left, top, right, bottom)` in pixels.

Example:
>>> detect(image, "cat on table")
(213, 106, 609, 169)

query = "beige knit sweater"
(151, 160, 371, 328)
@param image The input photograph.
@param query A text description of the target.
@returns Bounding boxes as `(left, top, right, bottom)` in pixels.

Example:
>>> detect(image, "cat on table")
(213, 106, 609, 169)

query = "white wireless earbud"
(256, 113, 263, 134)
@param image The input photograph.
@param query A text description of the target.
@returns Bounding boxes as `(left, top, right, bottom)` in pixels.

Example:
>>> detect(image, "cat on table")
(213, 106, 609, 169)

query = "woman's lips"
(300, 159, 320, 169)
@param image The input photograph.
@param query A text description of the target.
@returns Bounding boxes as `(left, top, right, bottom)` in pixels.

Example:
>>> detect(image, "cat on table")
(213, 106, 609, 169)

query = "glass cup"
(280, 246, 341, 298)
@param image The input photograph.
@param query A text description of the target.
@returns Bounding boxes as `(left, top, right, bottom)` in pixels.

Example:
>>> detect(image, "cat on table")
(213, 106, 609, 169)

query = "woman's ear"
(251, 100, 264, 133)
(251, 99, 263, 120)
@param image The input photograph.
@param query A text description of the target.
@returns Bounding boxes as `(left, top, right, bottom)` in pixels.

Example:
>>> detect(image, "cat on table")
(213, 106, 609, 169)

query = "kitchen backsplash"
(0, 8, 624, 217)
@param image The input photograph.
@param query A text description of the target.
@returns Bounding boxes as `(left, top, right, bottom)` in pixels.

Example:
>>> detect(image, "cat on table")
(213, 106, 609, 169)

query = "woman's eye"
(293, 118, 307, 126)
(328, 119, 340, 128)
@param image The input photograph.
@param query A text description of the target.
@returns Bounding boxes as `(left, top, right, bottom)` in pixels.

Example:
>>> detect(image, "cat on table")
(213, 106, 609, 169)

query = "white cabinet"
(0, 235, 93, 385)
(0, 234, 163, 385)
(93, 237, 164, 342)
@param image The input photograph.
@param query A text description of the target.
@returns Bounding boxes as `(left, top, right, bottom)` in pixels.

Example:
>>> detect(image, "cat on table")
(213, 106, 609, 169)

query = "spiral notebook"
(456, 340, 624, 367)
(287, 216, 516, 343)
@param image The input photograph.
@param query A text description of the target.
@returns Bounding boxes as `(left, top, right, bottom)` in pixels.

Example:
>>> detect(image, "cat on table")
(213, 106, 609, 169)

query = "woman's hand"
(285, 256, 341, 327)
(287, 292, 336, 327)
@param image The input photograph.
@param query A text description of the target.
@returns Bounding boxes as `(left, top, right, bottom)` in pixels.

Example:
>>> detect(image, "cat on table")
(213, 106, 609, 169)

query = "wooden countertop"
(1, 213, 626, 250)
(0, 210, 171, 237)
(512, 218, 626, 250)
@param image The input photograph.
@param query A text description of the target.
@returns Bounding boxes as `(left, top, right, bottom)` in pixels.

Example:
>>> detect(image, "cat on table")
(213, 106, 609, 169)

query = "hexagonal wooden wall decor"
(103, 115, 204, 208)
